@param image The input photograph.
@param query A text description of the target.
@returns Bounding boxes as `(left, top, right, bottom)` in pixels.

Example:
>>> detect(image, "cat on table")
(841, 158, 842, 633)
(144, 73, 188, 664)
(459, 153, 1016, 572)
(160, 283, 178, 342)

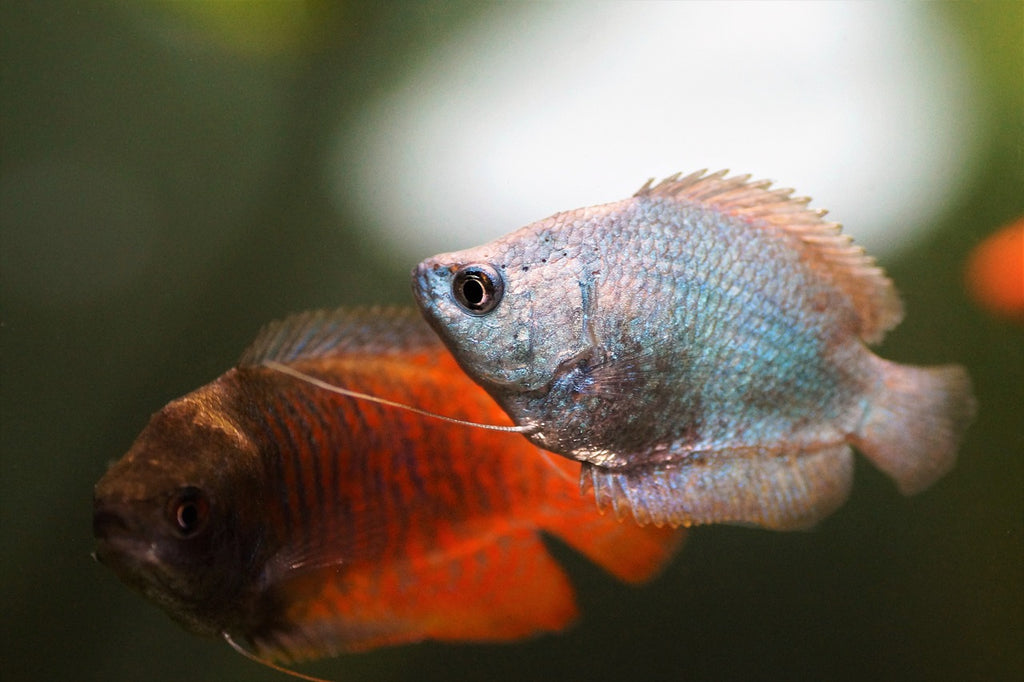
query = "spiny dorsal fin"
(635, 170, 903, 344)
(238, 307, 440, 367)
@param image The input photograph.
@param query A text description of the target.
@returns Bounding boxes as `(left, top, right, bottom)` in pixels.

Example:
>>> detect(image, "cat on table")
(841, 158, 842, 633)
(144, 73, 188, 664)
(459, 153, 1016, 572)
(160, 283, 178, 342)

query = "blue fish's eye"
(452, 264, 503, 315)
(167, 486, 209, 538)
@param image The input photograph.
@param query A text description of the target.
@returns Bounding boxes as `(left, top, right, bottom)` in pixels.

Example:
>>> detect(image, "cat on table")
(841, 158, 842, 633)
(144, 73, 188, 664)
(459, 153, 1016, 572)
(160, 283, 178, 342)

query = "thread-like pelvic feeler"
(263, 361, 532, 434)
(223, 631, 332, 682)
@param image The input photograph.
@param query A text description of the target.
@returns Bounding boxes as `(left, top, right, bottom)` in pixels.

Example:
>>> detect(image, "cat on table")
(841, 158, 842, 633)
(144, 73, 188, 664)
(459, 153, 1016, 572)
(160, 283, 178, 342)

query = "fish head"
(412, 217, 593, 404)
(93, 384, 270, 636)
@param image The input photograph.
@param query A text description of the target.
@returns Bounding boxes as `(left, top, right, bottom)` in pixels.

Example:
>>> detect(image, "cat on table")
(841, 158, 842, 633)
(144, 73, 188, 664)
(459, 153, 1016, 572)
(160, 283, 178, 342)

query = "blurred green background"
(2, 2, 1021, 681)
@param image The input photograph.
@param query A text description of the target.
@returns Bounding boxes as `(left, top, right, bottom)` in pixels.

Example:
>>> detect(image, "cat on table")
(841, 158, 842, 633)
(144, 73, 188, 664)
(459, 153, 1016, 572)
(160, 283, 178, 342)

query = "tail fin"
(854, 359, 976, 495)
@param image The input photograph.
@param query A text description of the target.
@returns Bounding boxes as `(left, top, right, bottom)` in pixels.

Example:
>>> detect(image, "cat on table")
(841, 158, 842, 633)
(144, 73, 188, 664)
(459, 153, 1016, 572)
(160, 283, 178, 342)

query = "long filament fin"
(223, 631, 333, 682)
(263, 361, 532, 434)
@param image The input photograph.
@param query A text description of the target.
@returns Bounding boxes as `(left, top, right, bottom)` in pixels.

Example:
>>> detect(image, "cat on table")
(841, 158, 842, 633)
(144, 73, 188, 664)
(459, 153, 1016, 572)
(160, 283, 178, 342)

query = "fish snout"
(411, 259, 453, 309)
(92, 497, 158, 579)
(93, 499, 133, 571)
(93, 498, 132, 541)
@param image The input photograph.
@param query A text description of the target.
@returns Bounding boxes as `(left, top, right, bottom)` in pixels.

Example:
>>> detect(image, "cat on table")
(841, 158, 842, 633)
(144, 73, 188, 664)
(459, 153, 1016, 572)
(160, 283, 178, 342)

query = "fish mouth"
(92, 500, 157, 575)
(92, 496, 135, 541)
(410, 260, 446, 302)
(92, 506, 128, 540)
(410, 260, 458, 328)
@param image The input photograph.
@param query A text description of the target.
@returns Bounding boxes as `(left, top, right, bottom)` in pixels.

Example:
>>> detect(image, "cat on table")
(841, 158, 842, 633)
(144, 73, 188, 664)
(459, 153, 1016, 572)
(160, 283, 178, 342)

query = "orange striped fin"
(249, 528, 578, 662)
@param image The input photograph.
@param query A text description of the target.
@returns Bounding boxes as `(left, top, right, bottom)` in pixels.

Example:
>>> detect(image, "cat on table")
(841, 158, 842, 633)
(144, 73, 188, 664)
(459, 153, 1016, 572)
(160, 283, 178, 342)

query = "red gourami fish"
(92, 308, 682, 669)
(413, 170, 977, 531)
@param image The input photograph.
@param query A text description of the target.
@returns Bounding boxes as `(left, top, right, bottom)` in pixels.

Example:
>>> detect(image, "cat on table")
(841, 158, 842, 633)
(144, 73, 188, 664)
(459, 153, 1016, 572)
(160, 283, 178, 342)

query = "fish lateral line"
(261, 360, 532, 434)
(223, 631, 333, 682)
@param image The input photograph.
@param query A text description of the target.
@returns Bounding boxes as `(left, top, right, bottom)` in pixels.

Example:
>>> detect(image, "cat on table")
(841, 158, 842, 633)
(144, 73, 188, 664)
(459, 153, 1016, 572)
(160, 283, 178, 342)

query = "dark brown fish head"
(93, 382, 272, 637)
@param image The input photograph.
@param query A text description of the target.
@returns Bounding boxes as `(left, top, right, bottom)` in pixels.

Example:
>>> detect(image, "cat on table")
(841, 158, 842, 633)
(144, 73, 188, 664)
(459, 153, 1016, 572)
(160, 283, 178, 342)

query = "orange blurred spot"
(966, 217, 1024, 320)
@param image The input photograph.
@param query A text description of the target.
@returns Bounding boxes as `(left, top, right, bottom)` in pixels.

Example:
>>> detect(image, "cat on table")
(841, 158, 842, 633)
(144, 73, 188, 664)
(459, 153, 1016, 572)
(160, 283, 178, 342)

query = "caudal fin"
(854, 359, 976, 495)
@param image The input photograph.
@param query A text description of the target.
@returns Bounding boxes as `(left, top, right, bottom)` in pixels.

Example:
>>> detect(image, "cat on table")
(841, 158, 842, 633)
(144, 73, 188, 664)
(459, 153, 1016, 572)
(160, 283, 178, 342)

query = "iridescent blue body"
(413, 170, 976, 530)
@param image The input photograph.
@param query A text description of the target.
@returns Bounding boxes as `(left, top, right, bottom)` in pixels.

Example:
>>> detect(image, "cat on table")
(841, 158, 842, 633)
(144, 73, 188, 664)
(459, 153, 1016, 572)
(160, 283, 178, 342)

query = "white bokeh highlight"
(332, 2, 980, 262)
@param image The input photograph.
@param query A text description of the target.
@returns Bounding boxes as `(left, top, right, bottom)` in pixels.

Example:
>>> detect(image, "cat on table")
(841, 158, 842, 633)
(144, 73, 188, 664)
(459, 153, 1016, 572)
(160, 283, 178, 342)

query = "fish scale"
(414, 169, 976, 530)
(93, 307, 683, 666)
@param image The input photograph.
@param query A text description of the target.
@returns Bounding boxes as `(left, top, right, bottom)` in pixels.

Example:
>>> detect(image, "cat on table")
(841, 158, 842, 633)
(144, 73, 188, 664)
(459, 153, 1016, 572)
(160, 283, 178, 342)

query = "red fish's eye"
(452, 264, 503, 315)
(167, 486, 209, 538)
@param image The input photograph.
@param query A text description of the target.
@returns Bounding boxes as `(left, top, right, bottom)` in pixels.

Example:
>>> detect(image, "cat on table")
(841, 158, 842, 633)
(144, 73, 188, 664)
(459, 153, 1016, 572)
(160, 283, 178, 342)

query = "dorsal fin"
(635, 170, 903, 344)
(238, 307, 440, 367)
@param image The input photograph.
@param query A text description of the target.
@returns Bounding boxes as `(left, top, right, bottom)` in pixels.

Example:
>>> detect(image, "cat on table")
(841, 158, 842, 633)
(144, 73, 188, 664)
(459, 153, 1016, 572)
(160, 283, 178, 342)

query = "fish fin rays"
(239, 307, 440, 367)
(248, 530, 579, 663)
(551, 345, 655, 402)
(582, 445, 854, 531)
(542, 504, 684, 584)
(853, 359, 976, 495)
(261, 523, 386, 589)
(635, 170, 902, 344)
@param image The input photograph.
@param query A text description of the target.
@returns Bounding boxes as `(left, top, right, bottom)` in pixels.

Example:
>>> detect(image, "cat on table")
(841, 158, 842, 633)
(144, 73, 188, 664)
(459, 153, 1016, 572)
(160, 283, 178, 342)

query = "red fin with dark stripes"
(233, 308, 684, 662)
(250, 529, 579, 662)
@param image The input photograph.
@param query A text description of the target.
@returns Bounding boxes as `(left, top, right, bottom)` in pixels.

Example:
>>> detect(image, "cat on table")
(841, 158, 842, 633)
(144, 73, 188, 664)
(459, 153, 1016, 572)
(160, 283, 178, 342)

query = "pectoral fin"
(582, 444, 854, 531)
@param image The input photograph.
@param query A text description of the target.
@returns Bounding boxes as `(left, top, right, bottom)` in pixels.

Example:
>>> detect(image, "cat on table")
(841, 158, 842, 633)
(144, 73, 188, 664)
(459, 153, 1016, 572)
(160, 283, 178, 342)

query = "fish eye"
(167, 486, 209, 538)
(452, 264, 503, 315)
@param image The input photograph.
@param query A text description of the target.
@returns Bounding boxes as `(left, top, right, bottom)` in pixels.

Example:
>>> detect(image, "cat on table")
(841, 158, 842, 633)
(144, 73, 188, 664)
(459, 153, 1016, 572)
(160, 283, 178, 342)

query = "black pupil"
(453, 265, 502, 314)
(461, 276, 486, 306)
(176, 502, 199, 533)
(171, 487, 206, 536)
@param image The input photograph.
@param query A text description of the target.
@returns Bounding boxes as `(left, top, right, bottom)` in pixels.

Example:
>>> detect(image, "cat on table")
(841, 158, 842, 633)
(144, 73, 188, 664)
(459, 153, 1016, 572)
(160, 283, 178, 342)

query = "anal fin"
(249, 529, 579, 662)
(583, 445, 854, 531)
(540, 502, 685, 584)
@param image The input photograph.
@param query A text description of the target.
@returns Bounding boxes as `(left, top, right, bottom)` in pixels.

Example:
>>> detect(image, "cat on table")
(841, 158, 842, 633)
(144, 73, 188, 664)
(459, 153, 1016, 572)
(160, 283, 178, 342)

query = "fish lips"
(410, 259, 449, 304)
(92, 499, 160, 582)
(410, 259, 457, 333)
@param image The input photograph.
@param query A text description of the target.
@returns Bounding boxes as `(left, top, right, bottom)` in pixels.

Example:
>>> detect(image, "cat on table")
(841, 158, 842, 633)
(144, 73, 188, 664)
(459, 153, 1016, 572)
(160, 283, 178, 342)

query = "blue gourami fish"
(412, 170, 977, 530)
(93, 308, 682, 669)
